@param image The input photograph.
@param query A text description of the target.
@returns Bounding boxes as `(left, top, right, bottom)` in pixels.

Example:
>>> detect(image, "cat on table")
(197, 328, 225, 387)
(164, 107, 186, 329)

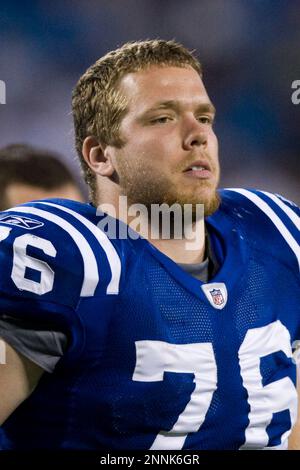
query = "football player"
(0, 40, 299, 450)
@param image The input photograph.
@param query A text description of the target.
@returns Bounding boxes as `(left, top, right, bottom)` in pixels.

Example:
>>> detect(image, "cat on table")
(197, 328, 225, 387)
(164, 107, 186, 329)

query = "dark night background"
(0, 0, 299, 202)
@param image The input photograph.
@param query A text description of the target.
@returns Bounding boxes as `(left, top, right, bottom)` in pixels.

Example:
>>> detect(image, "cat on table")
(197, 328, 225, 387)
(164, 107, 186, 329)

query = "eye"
(150, 116, 173, 124)
(197, 116, 214, 125)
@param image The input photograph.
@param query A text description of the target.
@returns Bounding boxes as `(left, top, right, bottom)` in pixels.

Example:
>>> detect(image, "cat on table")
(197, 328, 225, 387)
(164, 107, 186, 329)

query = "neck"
(96, 191, 206, 264)
(147, 220, 206, 264)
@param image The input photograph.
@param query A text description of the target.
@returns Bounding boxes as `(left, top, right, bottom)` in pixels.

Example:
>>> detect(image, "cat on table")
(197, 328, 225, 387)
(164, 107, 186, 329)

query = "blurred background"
(0, 0, 299, 202)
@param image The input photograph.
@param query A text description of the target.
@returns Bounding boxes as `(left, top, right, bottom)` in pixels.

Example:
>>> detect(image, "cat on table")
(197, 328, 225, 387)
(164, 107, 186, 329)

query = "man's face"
(108, 65, 220, 216)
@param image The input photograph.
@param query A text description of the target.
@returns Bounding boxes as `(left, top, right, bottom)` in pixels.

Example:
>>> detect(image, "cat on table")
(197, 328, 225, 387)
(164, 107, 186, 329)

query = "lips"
(183, 160, 211, 172)
(183, 160, 212, 179)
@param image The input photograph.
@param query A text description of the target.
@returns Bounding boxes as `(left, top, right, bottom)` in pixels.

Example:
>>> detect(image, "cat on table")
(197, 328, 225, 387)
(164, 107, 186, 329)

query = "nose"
(182, 117, 208, 150)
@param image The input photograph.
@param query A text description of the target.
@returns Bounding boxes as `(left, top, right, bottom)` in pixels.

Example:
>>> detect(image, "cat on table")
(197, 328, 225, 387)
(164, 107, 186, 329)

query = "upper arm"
(0, 205, 87, 426)
(0, 205, 88, 364)
(0, 339, 44, 425)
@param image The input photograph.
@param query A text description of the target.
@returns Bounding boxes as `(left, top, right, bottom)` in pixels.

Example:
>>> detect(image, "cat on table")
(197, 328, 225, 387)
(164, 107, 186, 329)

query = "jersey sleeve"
(0, 203, 89, 358)
(0, 315, 67, 372)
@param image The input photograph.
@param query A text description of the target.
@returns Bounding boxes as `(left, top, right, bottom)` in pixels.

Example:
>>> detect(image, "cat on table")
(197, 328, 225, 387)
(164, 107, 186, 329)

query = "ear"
(82, 136, 115, 177)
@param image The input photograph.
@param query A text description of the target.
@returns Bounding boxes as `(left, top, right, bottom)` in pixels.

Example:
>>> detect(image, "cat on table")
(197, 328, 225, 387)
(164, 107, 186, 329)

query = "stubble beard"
(117, 159, 221, 222)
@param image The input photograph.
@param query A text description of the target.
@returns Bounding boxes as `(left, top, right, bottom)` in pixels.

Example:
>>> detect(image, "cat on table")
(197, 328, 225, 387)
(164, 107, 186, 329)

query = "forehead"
(119, 65, 211, 109)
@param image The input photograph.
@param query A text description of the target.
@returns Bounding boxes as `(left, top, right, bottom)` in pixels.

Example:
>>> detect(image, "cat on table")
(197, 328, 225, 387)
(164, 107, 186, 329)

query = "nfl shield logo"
(209, 288, 224, 306)
(201, 282, 228, 310)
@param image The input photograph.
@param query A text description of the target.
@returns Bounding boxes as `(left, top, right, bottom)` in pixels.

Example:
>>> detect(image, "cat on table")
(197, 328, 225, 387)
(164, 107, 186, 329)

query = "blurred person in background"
(0, 144, 85, 210)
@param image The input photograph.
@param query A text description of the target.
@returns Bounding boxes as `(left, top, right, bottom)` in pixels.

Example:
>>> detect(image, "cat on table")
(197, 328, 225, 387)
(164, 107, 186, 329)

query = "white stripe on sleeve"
(5, 206, 99, 296)
(260, 191, 300, 231)
(38, 202, 121, 295)
(226, 188, 300, 271)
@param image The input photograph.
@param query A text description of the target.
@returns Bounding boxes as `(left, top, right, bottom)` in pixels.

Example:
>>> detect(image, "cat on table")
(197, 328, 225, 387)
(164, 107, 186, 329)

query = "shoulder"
(219, 188, 299, 216)
(209, 188, 299, 271)
(0, 199, 123, 308)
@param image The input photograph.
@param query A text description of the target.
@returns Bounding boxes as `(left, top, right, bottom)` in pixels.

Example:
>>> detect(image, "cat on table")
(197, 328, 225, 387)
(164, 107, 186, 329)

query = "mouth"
(182, 160, 212, 179)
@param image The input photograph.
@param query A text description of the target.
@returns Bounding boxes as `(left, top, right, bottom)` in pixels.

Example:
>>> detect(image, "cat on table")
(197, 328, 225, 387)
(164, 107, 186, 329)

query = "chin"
(176, 186, 220, 214)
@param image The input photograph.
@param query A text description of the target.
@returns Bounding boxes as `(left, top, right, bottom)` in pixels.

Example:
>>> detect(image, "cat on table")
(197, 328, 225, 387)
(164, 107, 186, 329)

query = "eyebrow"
(142, 100, 216, 116)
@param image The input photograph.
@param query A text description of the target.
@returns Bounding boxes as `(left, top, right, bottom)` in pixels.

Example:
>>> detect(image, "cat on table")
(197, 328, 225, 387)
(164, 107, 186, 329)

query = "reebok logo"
(0, 215, 44, 230)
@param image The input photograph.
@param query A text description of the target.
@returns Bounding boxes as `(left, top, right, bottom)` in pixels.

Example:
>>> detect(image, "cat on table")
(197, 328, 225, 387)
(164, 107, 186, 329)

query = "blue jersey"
(0, 188, 299, 450)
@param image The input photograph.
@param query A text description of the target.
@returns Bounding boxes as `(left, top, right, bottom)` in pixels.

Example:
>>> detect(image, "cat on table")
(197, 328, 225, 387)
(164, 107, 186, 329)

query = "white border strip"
(38, 202, 121, 295)
(226, 189, 300, 271)
(5, 206, 99, 296)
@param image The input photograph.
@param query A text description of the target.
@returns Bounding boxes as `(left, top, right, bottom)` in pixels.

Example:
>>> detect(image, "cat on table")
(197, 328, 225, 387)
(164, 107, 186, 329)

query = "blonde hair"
(72, 39, 202, 203)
